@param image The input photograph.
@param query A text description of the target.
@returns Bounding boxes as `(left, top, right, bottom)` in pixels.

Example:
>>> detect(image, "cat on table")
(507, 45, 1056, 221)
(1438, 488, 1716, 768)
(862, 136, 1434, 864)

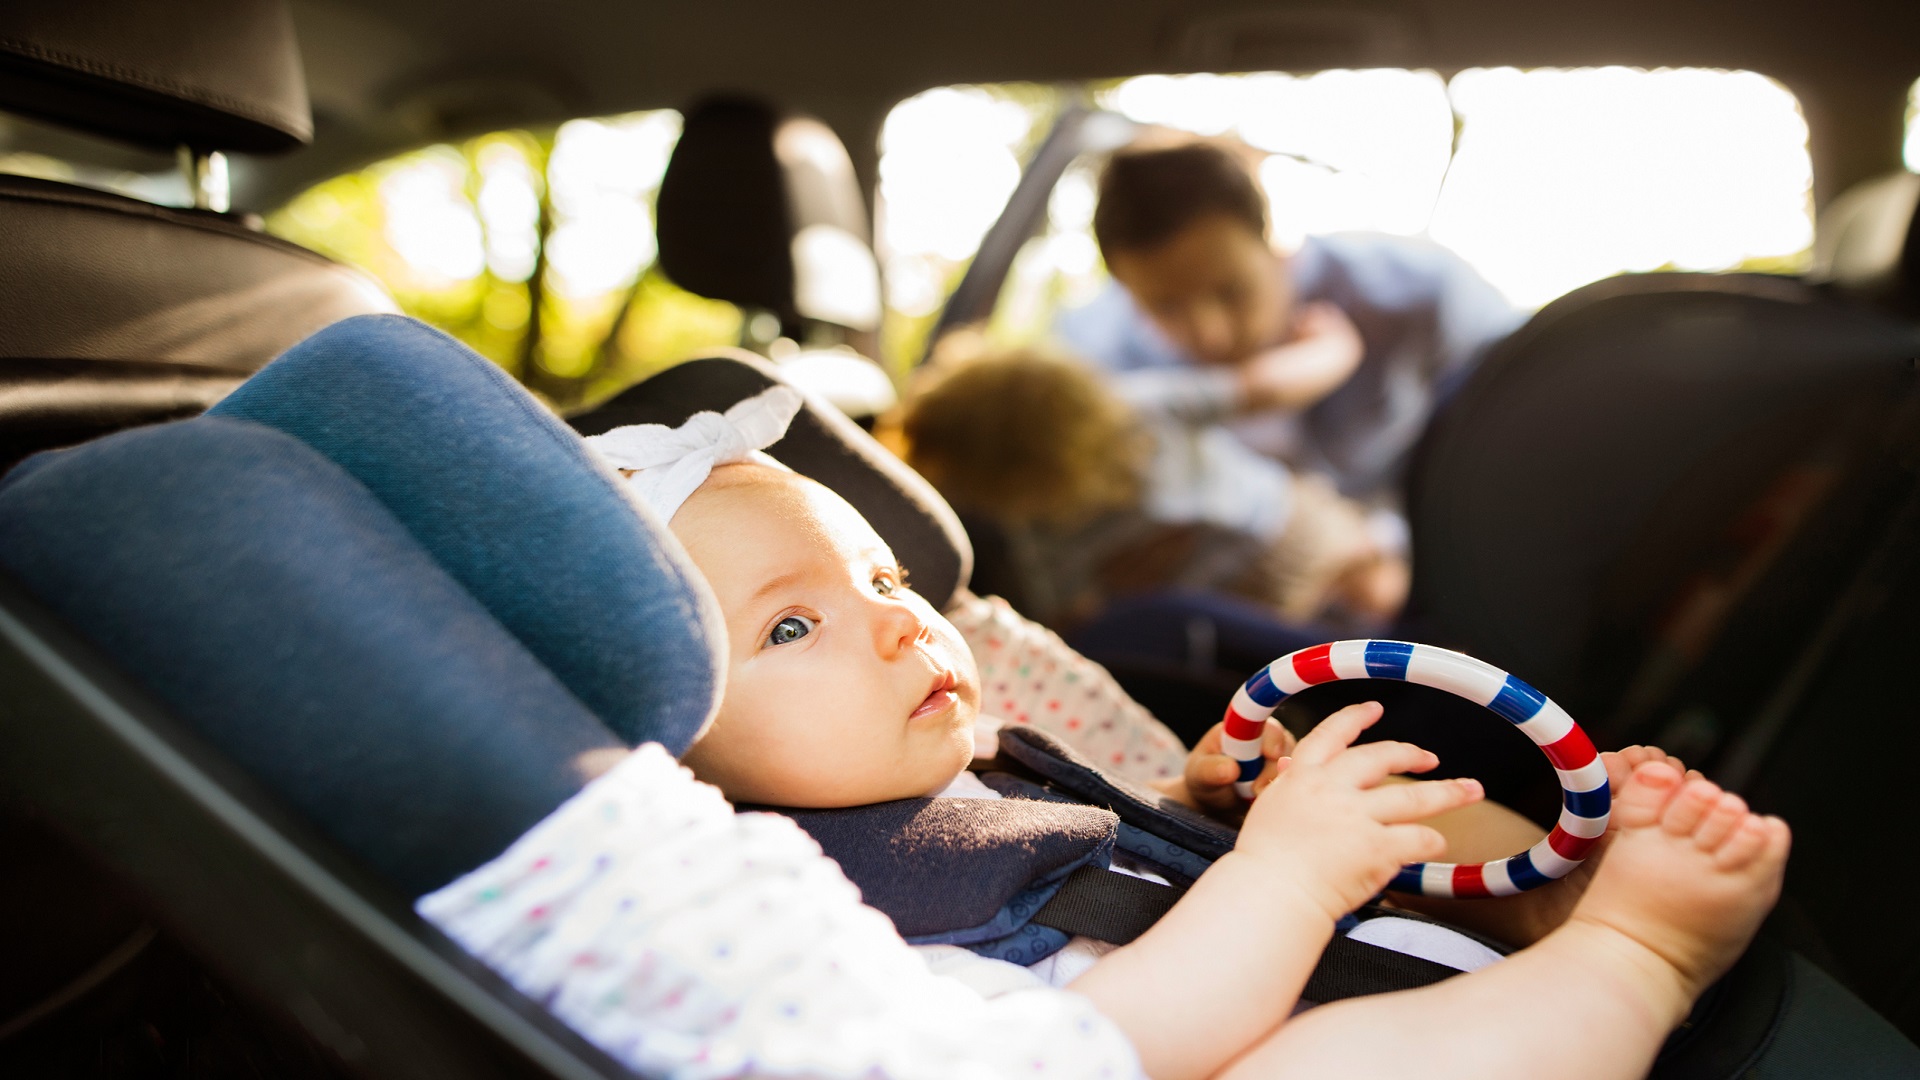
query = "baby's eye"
(874, 565, 908, 596)
(767, 614, 815, 647)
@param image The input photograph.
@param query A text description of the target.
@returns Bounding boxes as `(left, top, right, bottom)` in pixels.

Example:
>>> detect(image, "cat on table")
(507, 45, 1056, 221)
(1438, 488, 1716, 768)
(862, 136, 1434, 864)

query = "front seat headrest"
(656, 96, 882, 334)
(0, 0, 310, 153)
(1812, 170, 1920, 316)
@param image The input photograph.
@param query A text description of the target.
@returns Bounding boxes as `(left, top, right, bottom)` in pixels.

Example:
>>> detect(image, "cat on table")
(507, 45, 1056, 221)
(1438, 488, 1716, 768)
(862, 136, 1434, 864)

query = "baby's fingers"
(1184, 752, 1246, 810)
(1365, 777, 1483, 824)
(1382, 824, 1450, 870)
(1291, 702, 1384, 765)
(1325, 738, 1440, 786)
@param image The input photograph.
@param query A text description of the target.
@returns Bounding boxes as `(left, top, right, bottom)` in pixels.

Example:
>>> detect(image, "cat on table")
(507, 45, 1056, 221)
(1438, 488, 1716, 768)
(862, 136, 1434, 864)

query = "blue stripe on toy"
(1563, 783, 1611, 819)
(1389, 865, 1426, 894)
(1363, 640, 1414, 680)
(1245, 667, 1285, 707)
(1237, 756, 1264, 782)
(1505, 851, 1552, 892)
(1488, 675, 1548, 724)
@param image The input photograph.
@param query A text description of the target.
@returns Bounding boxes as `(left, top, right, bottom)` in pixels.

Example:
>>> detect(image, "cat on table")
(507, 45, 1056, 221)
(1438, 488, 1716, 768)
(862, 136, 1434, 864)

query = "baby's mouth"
(910, 669, 959, 722)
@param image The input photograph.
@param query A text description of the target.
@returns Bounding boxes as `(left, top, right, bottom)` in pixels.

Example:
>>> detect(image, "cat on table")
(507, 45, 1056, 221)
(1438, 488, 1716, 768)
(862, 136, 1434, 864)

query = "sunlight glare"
(878, 87, 1032, 262)
(380, 147, 485, 284)
(543, 112, 681, 298)
(1431, 67, 1812, 308)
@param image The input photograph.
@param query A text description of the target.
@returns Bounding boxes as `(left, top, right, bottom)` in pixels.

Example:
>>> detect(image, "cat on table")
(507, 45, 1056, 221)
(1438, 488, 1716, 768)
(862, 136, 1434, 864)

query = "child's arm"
(1070, 702, 1484, 1080)
(1235, 301, 1366, 413)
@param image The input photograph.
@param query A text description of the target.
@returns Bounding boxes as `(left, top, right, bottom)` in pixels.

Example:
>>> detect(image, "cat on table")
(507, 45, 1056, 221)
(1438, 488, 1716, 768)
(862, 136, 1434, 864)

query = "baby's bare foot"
(1474, 746, 1694, 945)
(1566, 761, 1790, 1007)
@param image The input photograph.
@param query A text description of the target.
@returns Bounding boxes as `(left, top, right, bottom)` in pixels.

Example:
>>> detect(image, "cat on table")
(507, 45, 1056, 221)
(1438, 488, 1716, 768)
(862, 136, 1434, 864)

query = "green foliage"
(266, 118, 742, 411)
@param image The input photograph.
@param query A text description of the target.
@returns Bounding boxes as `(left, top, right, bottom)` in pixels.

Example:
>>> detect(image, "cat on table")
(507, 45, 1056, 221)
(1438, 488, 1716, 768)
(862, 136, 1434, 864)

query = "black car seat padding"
(570, 351, 974, 610)
(654, 95, 879, 335)
(1813, 170, 1920, 317)
(1410, 272, 1920, 731)
(0, 0, 311, 153)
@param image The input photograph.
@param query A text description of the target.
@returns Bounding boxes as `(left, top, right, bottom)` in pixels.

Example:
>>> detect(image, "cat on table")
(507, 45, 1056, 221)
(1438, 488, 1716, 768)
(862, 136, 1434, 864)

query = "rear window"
(875, 68, 1816, 358)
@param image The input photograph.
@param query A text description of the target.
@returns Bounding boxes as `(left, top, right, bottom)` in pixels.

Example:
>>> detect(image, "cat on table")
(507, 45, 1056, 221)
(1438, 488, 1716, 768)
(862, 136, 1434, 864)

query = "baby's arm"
(1070, 702, 1484, 1080)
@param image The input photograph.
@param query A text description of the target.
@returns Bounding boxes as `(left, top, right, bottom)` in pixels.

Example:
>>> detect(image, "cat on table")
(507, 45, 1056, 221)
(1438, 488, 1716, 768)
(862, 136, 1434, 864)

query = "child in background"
(893, 340, 1408, 629)
(1060, 137, 1522, 514)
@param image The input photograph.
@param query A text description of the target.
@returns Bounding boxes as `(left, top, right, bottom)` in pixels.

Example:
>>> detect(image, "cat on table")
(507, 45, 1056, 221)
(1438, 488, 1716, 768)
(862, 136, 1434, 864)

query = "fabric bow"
(585, 385, 804, 522)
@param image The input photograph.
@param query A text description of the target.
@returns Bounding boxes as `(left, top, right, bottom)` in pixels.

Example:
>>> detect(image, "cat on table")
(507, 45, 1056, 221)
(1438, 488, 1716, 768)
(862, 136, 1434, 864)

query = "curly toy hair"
(897, 336, 1149, 527)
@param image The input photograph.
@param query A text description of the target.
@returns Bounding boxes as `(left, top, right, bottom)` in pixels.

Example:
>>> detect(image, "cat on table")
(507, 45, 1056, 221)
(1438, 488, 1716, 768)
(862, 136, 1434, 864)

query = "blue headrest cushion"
(211, 315, 720, 754)
(0, 417, 625, 895)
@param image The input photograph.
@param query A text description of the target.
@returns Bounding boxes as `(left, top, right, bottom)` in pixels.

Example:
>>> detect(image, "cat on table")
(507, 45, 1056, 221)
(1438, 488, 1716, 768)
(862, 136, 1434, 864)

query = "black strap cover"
(1031, 866, 1184, 944)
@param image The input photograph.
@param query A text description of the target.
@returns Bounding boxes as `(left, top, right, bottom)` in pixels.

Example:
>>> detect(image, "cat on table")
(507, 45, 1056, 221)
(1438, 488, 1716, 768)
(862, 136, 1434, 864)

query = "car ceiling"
(198, 0, 1920, 208)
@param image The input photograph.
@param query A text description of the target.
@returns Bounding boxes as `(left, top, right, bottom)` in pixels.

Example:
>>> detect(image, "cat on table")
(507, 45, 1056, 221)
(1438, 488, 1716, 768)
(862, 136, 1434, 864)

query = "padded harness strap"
(1031, 867, 1183, 944)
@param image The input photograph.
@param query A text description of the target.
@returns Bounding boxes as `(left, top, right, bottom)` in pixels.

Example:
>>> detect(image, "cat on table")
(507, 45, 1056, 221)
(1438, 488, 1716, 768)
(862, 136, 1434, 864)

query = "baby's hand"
(1157, 717, 1295, 817)
(1235, 701, 1484, 924)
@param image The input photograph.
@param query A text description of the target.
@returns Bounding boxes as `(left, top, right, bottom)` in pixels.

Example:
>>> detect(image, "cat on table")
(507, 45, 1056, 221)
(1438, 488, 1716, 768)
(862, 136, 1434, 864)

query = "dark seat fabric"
(0, 0, 310, 154)
(571, 352, 973, 610)
(1409, 272, 1920, 743)
(0, 417, 624, 896)
(1813, 170, 1920, 319)
(655, 96, 881, 337)
(213, 315, 720, 753)
(0, 174, 397, 473)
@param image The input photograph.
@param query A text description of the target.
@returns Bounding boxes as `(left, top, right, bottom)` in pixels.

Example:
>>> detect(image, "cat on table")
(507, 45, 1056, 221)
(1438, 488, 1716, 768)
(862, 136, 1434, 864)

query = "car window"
(266, 111, 742, 411)
(878, 67, 1821, 356)
(1906, 77, 1920, 171)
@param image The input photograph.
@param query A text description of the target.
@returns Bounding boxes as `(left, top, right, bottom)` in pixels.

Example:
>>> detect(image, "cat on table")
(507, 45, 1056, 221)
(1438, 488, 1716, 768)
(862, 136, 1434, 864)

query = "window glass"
(877, 67, 1816, 354)
(268, 111, 742, 410)
(1905, 77, 1920, 173)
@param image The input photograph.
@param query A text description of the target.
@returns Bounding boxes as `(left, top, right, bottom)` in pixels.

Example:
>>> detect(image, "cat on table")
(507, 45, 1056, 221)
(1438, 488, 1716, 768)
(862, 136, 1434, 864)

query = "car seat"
(0, 0, 398, 475)
(0, 0, 398, 1059)
(1811, 169, 1920, 319)
(1407, 268, 1920, 1040)
(650, 95, 900, 420)
(8, 315, 1920, 1075)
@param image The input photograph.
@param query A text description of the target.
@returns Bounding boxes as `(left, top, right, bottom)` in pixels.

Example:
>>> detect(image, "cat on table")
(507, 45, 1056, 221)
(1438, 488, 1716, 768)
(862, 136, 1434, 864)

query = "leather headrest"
(1812, 170, 1920, 314)
(0, 0, 310, 153)
(656, 96, 881, 332)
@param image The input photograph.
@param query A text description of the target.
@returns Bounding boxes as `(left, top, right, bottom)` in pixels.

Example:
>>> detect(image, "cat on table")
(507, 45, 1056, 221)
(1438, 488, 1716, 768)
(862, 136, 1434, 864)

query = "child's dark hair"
(1093, 140, 1268, 259)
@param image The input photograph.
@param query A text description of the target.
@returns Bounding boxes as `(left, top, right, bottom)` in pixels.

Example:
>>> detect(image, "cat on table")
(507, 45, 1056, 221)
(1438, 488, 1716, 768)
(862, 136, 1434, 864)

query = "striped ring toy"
(1223, 639, 1610, 898)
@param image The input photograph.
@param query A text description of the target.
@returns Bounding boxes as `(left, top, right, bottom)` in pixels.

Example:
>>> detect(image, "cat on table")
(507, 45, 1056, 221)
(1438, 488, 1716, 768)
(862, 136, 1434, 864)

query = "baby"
(589, 388, 1791, 1080)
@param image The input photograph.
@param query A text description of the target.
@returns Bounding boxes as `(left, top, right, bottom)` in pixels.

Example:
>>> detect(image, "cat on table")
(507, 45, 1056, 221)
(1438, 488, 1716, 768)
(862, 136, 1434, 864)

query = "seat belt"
(1030, 867, 1468, 1001)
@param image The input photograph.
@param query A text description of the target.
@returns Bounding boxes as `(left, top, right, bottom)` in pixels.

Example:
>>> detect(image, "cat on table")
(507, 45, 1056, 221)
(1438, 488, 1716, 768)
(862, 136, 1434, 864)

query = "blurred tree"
(268, 113, 741, 412)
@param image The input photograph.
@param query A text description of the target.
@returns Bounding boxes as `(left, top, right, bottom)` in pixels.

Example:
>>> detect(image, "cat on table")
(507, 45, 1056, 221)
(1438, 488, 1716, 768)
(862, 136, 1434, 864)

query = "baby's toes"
(1691, 791, 1749, 851)
(1712, 815, 1780, 872)
(1660, 778, 1725, 837)
(1615, 760, 1685, 828)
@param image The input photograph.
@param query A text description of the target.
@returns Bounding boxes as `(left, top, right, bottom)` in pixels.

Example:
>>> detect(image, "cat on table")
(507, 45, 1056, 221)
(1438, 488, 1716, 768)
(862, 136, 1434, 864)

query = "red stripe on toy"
(1222, 710, 1266, 743)
(1547, 826, 1601, 861)
(1292, 643, 1337, 685)
(1541, 728, 1598, 771)
(1451, 863, 1491, 898)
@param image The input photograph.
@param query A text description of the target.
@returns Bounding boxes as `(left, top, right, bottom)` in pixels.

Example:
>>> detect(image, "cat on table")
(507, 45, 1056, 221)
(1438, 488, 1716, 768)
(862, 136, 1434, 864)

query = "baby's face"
(673, 464, 981, 807)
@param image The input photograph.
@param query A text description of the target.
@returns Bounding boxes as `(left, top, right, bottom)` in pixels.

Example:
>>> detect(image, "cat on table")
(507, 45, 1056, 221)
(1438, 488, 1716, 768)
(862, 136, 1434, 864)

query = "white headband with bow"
(585, 385, 804, 522)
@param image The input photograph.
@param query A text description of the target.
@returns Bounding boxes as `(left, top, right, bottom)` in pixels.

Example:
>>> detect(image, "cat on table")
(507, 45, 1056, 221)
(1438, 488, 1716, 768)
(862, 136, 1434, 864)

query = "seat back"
(1409, 272, 1920, 756)
(0, 0, 396, 474)
(0, 319, 726, 1074)
(655, 96, 882, 342)
(1812, 170, 1920, 318)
